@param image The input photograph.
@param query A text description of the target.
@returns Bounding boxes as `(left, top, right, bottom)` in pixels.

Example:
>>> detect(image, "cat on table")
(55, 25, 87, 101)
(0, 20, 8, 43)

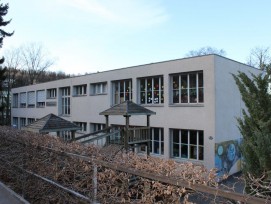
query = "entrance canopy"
(22, 113, 81, 133)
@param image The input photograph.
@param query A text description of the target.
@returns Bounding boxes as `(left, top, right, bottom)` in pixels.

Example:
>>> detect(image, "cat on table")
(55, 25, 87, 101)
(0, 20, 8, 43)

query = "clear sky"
(2, 0, 271, 74)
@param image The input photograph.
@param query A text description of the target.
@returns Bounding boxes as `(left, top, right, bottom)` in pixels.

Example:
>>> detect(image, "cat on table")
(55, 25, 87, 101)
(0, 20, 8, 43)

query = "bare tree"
(185, 46, 226, 57)
(247, 46, 271, 70)
(21, 43, 54, 84)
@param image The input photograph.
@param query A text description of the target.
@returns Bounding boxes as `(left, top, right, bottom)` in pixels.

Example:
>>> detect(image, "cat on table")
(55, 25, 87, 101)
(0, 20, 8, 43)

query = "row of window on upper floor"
(12, 71, 204, 108)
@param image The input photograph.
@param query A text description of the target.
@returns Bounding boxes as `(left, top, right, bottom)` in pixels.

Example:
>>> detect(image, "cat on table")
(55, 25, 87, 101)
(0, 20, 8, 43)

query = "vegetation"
(232, 66, 271, 197)
(185, 46, 226, 57)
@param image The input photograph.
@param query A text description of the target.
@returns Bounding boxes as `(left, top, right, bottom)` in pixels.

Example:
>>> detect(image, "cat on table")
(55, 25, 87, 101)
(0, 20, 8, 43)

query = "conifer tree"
(0, 2, 13, 125)
(232, 67, 271, 195)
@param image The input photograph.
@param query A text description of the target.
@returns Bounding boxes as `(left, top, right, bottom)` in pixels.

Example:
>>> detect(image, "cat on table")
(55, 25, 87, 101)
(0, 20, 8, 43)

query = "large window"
(91, 123, 106, 132)
(12, 117, 18, 128)
(74, 84, 87, 96)
(90, 82, 107, 95)
(150, 128, 164, 155)
(12, 93, 18, 108)
(61, 87, 70, 115)
(139, 76, 164, 104)
(171, 71, 203, 104)
(112, 79, 132, 105)
(27, 91, 35, 108)
(171, 129, 204, 161)
(27, 118, 35, 124)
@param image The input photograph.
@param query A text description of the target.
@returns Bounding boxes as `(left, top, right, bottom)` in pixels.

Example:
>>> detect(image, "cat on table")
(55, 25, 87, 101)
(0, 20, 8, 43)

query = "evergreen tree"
(232, 67, 271, 196)
(0, 2, 13, 125)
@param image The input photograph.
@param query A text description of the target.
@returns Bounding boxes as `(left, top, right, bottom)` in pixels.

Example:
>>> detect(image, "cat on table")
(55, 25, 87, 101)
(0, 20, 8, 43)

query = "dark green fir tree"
(0, 2, 13, 125)
(232, 67, 271, 196)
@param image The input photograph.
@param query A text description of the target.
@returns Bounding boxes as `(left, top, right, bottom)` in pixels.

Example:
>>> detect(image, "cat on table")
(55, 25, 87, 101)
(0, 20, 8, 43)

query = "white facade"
(11, 55, 261, 175)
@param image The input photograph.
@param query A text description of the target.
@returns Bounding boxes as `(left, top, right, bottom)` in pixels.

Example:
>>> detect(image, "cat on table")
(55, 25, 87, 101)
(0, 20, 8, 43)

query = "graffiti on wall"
(215, 139, 242, 176)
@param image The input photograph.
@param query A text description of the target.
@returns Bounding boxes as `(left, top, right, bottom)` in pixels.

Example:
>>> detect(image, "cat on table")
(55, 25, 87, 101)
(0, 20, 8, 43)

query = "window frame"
(112, 79, 132, 105)
(61, 87, 71, 116)
(47, 88, 57, 99)
(73, 84, 87, 96)
(139, 75, 164, 105)
(171, 129, 204, 161)
(170, 71, 204, 105)
(150, 127, 164, 155)
(90, 82, 107, 95)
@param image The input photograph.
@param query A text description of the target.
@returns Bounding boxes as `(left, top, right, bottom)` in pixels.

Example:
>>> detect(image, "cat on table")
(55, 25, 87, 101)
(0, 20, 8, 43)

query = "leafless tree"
(21, 43, 54, 84)
(185, 46, 226, 57)
(247, 46, 271, 70)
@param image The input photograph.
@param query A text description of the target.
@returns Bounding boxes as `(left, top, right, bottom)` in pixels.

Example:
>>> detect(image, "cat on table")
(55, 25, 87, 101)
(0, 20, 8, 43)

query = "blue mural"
(215, 139, 242, 177)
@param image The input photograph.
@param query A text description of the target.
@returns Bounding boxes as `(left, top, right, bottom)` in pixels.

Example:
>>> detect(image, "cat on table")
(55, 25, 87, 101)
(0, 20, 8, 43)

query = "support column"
(71, 130, 75, 141)
(147, 115, 150, 156)
(124, 115, 130, 151)
(105, 115, 109, 129)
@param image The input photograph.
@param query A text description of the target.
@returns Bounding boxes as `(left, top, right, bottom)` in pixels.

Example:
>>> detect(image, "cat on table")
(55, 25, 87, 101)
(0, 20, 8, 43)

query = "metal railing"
(127, 127, 150, 144)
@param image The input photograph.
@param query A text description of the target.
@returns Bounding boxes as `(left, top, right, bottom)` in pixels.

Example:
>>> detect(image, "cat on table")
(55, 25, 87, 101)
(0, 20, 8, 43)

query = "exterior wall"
(11, 55, 258, 173)
(214, 57, 262, 175)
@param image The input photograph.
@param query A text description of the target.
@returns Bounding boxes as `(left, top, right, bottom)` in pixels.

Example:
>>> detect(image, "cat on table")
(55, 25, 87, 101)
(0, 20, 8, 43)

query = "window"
(91, 123, 106, 132)
(90, 82, 107, 95)
(47, 88, 57, 99)
(139, 76, 164, 104)
(150, 128, 164, 155)
(171, 129, 204, 161)
(12, 117, 18, 128)
(27, 118, 35, 124)
(37, 90, 46, 108)
(20, 117, 26, 127)
(13, 93, 19, 108)
(61, 87, 71, 115)
(74, 84, 87, 96)
(112, 79, 132, 105)
(20, 92, 26, 108)
(27, 91, 35, 108)
(74, 122, 87, 132)
(60, 131, 72, 141)
(171, 71, 203, 104)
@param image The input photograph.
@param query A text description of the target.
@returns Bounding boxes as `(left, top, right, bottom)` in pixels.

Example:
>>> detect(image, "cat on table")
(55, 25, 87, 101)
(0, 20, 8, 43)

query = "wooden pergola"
(99, 101, 156, 155)
(22, 113, 81, 139)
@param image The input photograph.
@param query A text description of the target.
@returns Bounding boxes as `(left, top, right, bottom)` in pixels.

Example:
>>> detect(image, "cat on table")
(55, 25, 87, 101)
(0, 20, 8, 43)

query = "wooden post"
(124, 115, 130, 151)
(105, 115, 109, 129)
(146, 115, 150, 156)
(93, 162, 98, 203)
(71, 131, 75, 141)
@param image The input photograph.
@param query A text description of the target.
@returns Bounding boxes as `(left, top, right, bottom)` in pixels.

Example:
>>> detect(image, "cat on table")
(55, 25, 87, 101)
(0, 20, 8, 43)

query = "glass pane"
(153, 77, 159, 90)
(120, 81, 124, 92)
(181, 130, 188, 144)
(161, 77, 164, 91)
(181, 75, 187, 88)
(181, 89, 188, 103)
(181, 144, 188, 158)
(199, 131, 204, 145)
(189, 74, 196, 88)
(140, 92, 145, 104)
(172, 76, 179, 89)
(120, 93, 124, 103)
(140, 79, 145, 92)
(161, 91, 164, 103)
(198, 72, 203, 87)
(125, 92, 130, 101)
(147, 78, 152, 91)
(153, 91, 159, 104)
(189, 88, 197, 103)
(190, 145, 197, 159)
(173, 129, 179, 143)
(147, 91, 152, 104)
(190, 130, 197, 145)
(161, 142, 164, 155)
(199, 88, 204, 103)
(154, 141, 159, 154)
(173, 144, 179, 157)
(154, 128, 159, 140)
(161, 129, 164, 142)
(173, 90, 179, 103)
(199, 146, 204, 160)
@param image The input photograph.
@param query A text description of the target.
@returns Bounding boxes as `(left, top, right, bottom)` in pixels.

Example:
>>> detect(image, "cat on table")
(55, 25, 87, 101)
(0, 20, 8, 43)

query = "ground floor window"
(171, 129, 204, 161)
(74, 122, 87, 132)
(12, 117, 18, 128)
(150, 128, 164, 155)
(90, 123, 106, 132)
(20, 118, 26, 128)
(60, 131, 72, 141)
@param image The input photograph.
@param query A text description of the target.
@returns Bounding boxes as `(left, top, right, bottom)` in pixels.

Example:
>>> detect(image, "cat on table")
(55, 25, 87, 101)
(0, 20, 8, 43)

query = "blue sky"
(2, 0, 271, 74)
